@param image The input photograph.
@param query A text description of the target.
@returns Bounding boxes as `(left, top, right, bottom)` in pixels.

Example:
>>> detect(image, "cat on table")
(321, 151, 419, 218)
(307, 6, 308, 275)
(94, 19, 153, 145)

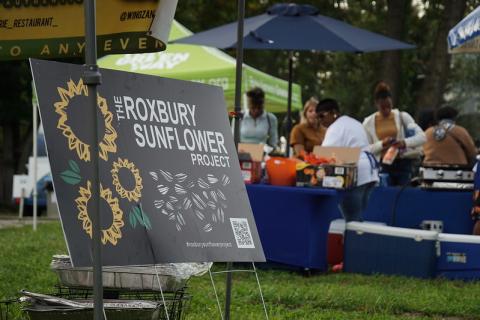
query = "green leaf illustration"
(132, 206, 143, 226)
(129, 210, 137, 228)
(69, 160, 80, 174)
(60, 170, 81, 185)
(141, 209, 152, 230)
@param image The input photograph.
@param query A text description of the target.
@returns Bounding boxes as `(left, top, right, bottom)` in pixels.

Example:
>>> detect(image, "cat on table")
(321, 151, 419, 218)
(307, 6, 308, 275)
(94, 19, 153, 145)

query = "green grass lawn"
(1, 222, 480, 319)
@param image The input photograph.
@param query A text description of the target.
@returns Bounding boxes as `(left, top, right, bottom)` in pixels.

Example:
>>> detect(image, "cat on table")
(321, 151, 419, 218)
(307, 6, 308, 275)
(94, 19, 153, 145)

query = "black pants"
(381, 159, 415, 186)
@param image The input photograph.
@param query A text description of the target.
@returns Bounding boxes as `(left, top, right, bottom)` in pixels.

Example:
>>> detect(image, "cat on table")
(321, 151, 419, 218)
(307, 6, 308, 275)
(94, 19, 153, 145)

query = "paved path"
(0, 214, 57, 230)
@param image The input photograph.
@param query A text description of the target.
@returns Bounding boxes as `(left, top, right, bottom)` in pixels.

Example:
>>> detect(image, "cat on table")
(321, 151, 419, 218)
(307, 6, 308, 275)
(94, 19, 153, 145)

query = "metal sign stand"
(154, 265, 171, 320)
(225, 0, 245, 317)
(83, 1, 104, 319)
(209, 262, 269, 320)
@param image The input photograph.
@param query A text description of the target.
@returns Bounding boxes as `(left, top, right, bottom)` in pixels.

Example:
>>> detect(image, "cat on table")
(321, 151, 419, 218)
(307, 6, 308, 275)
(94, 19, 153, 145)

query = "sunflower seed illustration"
(169, 196, 178, 203)
(186, 181, 195, 188)
(212, 213, 217, 223)
(203, 224, 212, 232)
(194, 209, 205, 220)
(207, 174, 218, 184)
(175, 173, 188, 183)
(203, 191, 209, 199)
(166, 202, 174, 211)
(150, 171, 158, 181)
(218, 208, 225, 223)
(192, 193, 206, 208)
(207, 201, 216, 210)
(154, 200, 164, 208)
(210, 190, 218, 202)
(157, 185, 169, 195)
(197, 178, 210, 189)
(159, 169, 173, 182)
(178, 213, 186, 226)
(183, 198, 192, 210)
(161, 209, 169, 216)
(174, 184, 187, 195)
(221, 175, 230, 186)
(192, 197, 203, 210)
(216, 189, 226, 200)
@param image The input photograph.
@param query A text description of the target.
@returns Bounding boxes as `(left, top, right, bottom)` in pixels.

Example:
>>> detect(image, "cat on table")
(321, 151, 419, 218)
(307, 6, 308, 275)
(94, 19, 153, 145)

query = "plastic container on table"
(265, 157, 297, 186)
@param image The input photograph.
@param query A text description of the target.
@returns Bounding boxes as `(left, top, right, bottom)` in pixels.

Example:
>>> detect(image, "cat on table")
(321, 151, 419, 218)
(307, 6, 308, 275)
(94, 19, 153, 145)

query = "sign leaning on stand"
(30, 59, 265, 267)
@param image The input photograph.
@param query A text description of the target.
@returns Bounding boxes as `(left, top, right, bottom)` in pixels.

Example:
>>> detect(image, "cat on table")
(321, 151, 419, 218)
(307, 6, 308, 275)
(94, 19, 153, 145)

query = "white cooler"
(344, 222, 438, 278)
(437, 233, 480, 280)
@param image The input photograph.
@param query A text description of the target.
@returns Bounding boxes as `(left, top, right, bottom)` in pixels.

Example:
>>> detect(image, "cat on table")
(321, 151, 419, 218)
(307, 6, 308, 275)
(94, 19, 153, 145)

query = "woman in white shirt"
(363, 82, 425, 186)
(317, 98, 378, 222)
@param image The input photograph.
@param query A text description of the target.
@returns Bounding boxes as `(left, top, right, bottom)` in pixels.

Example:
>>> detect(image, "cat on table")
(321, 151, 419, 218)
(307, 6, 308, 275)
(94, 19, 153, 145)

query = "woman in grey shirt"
(240, 87, 278, 147)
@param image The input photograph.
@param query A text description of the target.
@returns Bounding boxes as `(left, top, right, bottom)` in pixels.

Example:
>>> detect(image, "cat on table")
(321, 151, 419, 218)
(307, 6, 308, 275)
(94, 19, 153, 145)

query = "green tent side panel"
(98, 20, 302, 113)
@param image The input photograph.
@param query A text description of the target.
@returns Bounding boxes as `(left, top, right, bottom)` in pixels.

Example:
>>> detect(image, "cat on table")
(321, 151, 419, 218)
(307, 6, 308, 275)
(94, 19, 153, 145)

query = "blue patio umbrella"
(174, 3, 415, 155)
(448, 5, 480, 53)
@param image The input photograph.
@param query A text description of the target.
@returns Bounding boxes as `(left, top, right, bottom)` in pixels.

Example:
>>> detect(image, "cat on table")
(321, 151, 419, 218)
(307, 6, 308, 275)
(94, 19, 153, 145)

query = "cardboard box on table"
(238, 143, 264, 184)
(296, 147, 359, 189)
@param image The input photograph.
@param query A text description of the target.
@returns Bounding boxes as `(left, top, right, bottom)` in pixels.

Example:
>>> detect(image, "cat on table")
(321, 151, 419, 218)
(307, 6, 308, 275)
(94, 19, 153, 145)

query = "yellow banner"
(0, 0, 163, 60)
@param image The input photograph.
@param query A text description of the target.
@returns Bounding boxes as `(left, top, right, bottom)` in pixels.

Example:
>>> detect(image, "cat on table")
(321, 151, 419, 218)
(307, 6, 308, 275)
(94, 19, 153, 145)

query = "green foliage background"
(175, 0, 480, 130)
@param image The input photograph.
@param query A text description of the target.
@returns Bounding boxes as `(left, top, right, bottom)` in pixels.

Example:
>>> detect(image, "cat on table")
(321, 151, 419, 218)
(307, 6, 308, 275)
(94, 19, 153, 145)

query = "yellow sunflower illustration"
(111, 158, 143, 202)
(75, 180, 125, 246)
(55, 78, 118, 162)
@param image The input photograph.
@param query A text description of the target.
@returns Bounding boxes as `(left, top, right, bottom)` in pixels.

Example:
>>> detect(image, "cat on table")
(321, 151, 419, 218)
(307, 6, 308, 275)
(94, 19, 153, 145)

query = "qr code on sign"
(230, 218, 255, 248)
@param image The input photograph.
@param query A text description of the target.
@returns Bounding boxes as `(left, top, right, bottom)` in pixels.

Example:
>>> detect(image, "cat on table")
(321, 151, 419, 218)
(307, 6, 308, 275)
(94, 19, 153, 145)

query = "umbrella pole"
(285, 52, 293, 157)
(83, 1, 104, 320)
(225, 0, 245, 319)
(232, 0, 244, 149)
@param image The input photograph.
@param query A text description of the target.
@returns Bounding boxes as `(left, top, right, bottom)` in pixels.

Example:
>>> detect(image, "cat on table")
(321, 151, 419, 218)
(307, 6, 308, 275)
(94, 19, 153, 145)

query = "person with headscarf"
(317, 98, 379, 222)
(363, 81, 426, 186)
(423, 106, 477, 167)
(290, 97, 326, 156)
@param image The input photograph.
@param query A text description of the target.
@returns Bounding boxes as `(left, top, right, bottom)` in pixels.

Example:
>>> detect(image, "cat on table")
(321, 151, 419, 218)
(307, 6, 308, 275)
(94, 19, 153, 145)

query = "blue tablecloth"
(364, 187, 473, 233)
(246, 184, 338, 271)
(246, 184, 474, 271)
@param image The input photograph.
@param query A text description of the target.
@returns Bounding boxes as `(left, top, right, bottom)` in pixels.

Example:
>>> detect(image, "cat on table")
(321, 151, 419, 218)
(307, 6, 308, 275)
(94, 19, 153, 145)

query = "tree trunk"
(0, 122, 16, 206)
(379, 0, 410, 107)
(415, 0, 466, 112)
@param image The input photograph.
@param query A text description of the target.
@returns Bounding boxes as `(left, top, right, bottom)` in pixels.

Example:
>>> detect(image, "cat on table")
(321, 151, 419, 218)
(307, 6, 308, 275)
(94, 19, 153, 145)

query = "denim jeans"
(339, 182, 376, 222)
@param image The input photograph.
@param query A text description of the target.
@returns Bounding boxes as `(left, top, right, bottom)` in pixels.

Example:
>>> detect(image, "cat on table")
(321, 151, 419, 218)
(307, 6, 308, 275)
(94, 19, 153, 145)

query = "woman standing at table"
(363, 81, 425, 186)
(316, 98, 378, 222)
(290, 97, 326, 157)
(240, 87, 279, 148)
